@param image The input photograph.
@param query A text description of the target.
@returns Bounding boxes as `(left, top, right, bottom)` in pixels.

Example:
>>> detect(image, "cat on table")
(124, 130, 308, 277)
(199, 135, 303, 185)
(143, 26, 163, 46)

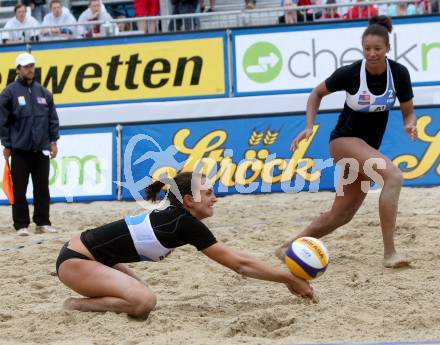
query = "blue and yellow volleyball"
(285, 237, 330, 280)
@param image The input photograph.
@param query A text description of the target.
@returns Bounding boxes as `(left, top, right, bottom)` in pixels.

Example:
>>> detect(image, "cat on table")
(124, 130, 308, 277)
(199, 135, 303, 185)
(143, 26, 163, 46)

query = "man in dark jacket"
(0, 52, 59, 236)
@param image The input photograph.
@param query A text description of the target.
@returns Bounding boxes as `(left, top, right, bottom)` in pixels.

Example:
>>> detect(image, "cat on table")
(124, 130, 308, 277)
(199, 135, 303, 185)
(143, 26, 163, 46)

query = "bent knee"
(130, 291, 157, 318)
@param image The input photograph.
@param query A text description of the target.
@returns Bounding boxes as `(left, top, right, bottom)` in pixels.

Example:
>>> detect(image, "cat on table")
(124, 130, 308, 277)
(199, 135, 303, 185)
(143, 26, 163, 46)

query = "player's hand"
(291, 127, 313, 151)
(285, 274, 315, 301)
(3, 147, 11, 160)
(404, 121, 417, 142)
(50, 143, 58, 159)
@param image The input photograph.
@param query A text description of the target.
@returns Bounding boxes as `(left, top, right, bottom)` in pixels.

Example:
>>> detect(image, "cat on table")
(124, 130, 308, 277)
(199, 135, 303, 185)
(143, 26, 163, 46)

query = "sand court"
(0, 186, 439, 345)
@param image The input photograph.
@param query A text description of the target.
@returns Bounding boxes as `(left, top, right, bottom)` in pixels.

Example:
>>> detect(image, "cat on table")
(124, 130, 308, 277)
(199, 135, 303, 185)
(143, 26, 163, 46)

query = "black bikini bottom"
(55, 242, 91, 274)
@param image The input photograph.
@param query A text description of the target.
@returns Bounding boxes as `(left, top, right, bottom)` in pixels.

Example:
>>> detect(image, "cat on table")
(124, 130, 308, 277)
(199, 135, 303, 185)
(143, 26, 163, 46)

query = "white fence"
(0, 0, 436, 44)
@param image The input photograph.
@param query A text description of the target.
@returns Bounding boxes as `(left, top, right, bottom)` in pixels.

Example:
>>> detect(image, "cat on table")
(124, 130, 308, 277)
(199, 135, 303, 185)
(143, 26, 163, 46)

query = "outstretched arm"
(202, 242, 314, 299)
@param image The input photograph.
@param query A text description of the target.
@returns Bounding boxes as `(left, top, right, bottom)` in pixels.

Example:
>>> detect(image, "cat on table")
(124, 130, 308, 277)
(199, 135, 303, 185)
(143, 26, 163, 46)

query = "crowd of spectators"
(0, 0, 438, 44)
(280, 0, 436, 23)
(0, 0, 224, 43)
(41, 0, 77, 38)
(0, 0, 122, 43)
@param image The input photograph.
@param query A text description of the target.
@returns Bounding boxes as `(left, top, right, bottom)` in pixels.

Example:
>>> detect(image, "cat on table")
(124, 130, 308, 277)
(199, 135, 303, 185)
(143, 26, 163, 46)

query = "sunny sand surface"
(0, 186, 439, 345)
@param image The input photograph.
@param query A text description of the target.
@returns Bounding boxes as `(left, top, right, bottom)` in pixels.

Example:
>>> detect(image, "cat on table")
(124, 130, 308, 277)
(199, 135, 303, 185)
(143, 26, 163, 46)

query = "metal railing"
(0, 0, 17, 6)
(0, 0, 435, 44)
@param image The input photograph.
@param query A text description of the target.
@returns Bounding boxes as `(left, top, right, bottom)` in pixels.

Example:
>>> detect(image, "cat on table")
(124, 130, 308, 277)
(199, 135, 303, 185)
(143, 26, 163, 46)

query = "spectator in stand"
(376, 0, 389, 14)
(41, 0, 78, 40)
(320, 0, 341, 19)
(78, 0, 114, 37)
(168, 0, 198, 31)
(344, 0, 378, 19)
(387, 1, 419, 16)
(415, 0, 430, 12)
(245, 0, 256, 9)
(200, 0, 215, 11)
(335, 0, 354, 16)
(133, 0, 160, 33)
(280, 0, 298, 24)
(116, 14, 131, 32)
(1, 4, 40, 44)
(432, 0, 439, 12)
(297, 0, 321, 21)
(22, 0, 48, 23)
(281, 0, 321, 23)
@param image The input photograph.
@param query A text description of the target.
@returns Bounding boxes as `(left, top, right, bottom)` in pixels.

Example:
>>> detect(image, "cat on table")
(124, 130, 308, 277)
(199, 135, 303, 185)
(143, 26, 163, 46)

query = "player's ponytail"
(145, 172, 207, 207)
(145, 180, 166, 202)
(362, 15, 393, 47)
(368, 15, 393, 33)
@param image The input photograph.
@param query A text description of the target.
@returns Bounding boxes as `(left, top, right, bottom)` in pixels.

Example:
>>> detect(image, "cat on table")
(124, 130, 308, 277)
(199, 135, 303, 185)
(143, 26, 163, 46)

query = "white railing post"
(116, 124, 123, 201)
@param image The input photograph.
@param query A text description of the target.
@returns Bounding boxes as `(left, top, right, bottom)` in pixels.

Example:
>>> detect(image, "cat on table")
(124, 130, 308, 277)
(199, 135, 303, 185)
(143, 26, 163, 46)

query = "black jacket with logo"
(0, 78, 59, 151)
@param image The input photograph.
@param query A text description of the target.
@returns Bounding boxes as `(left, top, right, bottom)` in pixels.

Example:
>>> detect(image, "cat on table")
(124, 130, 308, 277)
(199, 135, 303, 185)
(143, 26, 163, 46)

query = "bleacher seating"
(0, 0, 436, 40)
(0, 3, 15, 27)
(200, 0, 283, 29)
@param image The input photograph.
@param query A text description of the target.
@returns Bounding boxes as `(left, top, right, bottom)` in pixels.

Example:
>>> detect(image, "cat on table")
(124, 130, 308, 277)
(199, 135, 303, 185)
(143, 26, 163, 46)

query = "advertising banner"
(0, 32, 228, 106)
(0, 128, 116, 204)
(120, 107, 439, 199)
(232, 16, 440, 96)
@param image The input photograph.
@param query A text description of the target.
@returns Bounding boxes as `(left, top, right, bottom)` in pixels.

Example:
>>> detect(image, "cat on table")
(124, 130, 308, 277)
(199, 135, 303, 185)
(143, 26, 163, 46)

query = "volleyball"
(285, 237, 330, 280)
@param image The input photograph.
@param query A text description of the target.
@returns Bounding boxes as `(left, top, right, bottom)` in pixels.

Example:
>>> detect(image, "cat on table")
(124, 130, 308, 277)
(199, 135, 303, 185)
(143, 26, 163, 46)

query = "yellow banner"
(0, 37, 226, 105)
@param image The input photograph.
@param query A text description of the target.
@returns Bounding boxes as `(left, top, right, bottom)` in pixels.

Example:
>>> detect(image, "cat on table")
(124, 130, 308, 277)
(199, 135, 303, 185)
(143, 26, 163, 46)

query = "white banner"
(233, 20, 440, 95)
(55, 84, 440, 127)
(0, 130, 115, 203)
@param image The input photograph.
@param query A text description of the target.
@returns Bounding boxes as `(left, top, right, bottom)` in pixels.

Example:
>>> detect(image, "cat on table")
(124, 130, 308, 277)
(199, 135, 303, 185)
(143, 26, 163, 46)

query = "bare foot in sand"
(63, 298, 78, 311)
(383, 253, 410, 268)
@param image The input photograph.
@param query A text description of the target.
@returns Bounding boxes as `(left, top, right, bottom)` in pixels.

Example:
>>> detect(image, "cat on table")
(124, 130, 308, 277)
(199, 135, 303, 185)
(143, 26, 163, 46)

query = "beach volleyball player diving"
(276, 15, 417, 268)
(56, 172, 314, 318)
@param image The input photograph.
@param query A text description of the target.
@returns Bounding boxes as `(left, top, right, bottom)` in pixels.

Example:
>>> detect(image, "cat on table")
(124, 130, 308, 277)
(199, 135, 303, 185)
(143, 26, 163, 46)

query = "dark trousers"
(11, 150, 51, 230)
(168, 3, 198, 31)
